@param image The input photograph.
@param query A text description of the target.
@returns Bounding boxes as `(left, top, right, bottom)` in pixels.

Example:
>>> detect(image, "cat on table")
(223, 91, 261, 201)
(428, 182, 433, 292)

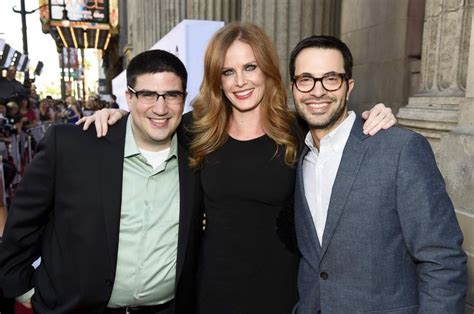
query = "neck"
(228, 108, 264, 140)
(310, 111, 349, 149)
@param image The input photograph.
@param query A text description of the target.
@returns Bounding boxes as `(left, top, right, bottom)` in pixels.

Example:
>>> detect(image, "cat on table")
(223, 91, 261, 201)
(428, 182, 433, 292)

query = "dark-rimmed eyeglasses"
(292, 72, 348, 93)
(127, 86, 186, 105)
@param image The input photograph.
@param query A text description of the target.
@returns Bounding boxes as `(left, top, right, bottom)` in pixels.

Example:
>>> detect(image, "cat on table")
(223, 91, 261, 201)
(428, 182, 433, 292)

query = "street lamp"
(12, 0, 69, 88)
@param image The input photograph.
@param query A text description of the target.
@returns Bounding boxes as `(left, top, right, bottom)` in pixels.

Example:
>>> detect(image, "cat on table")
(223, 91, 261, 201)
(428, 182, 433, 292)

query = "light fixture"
(70, 27, 78, 48)
(94, 29, 100, 49)
(104, 32, 112, 50)
(83, 28, 88, 49)
(60, 8, 70, 27)
(56, 25, 68, 48)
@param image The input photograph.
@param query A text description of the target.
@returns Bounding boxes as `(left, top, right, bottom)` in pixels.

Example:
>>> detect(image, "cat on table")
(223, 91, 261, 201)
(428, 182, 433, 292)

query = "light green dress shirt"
(108, 117, 180, 307)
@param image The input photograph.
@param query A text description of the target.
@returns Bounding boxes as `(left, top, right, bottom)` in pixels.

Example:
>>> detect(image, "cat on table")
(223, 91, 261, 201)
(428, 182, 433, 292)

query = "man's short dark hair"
(289, 35, 353, 79)
(126, 49, 188, 92)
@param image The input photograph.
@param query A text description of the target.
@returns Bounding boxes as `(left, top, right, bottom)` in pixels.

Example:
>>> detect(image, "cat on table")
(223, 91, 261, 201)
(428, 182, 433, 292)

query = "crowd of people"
(0, 92, 119, 129)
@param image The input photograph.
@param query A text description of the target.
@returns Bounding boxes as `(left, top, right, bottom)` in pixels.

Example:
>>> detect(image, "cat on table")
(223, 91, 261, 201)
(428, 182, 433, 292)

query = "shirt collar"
(304, 111, 356, 154)
(124, 115, 178, 160)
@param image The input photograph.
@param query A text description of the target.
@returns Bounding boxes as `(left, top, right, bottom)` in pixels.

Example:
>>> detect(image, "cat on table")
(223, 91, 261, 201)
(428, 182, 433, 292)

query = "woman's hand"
(76, 108, 128, 137)
(361, 103, 397, 136)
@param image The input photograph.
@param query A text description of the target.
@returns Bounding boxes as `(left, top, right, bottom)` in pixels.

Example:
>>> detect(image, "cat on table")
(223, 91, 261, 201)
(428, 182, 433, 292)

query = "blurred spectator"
(0, 103, 7, 118)
(82, 96, 98, 116)
(53, 100, 65, 121)
(6, 101, 23, 132)
(0, 66, 26, 99)
(18, 96, 38, 130)
(63, 95, 81, 124)
(110, 94, 119, 109)
(38, 99, 55, 123)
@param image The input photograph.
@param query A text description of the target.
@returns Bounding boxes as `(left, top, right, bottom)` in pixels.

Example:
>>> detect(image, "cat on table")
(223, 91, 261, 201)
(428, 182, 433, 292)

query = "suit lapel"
(320, 117, 368, 259)
(100, 116, 128, 277)
(175, 136, 195, 285)
(176, 123, 200, 284)
(296, 146, 322, 259)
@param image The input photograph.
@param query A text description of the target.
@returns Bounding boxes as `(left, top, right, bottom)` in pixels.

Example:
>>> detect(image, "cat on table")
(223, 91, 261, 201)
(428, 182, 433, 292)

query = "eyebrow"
(132, 89, 183, 93)
(295, 71, 338, 77)
(222, 61, 258, 69)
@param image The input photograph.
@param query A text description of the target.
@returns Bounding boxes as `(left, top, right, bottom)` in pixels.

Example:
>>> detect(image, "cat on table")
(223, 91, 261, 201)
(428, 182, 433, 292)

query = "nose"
(152, 97, 169, 115)
(310, 80, 327, 98)
(234, 71, 247, 87)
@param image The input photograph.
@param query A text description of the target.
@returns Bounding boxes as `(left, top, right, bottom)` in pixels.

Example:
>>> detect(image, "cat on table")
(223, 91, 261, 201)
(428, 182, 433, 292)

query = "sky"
(0, 0, 62, 96)
(0, 0, 103, 99)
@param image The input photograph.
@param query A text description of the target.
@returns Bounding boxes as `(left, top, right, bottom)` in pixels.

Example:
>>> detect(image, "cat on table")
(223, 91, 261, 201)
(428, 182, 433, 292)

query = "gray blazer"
(294, 117, 467, 313)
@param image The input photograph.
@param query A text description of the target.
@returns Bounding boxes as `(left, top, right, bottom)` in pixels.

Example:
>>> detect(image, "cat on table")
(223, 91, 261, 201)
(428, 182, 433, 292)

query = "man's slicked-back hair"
(289, 35, 353, 79)
(126, 49, 188, 91)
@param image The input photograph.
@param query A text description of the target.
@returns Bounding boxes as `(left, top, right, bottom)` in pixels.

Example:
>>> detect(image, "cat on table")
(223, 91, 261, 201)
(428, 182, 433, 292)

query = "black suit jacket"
(0, 116, 202, 313)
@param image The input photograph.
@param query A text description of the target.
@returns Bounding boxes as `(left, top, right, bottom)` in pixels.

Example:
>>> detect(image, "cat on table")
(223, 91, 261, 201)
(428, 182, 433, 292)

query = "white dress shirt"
(302, 111, 356, 245)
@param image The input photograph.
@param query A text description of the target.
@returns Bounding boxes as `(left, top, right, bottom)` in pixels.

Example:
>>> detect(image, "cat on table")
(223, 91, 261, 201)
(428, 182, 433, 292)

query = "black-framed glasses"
(127, 86, 186, 105)
(292, 72, 348, 93)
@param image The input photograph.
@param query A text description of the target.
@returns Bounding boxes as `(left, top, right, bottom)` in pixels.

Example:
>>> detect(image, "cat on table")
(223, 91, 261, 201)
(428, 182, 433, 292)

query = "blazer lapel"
(296, 146, 322, 260)
(320, 117, 368, 259)
(175, 129, 198, 285)
(100, 116, 128, 277)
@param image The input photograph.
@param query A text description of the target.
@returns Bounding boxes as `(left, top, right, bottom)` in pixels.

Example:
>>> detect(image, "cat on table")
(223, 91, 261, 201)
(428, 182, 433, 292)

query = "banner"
(50, 0, 109, 24)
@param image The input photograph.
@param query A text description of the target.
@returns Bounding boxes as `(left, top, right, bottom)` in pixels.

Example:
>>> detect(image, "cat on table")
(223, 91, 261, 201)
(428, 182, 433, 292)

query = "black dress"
(197, 134, 299, 314)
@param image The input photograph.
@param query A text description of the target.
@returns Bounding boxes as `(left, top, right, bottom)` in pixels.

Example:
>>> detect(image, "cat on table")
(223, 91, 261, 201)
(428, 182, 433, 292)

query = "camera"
(0, 117, 15, 136)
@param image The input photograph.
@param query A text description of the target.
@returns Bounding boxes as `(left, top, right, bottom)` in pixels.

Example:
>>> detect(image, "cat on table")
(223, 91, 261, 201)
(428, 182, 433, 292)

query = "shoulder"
(40, 124, 95, 149)
(354, 126, 437, 169)
(177, 111, 194, 147)
(47, 118, 127, 144)
(357, 118, 422, 149)
(181, 111, 194, 128)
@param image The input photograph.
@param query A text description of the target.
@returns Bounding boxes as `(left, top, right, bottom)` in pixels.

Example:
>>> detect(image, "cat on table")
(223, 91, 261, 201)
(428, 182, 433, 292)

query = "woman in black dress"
(79, 22, 396, 313)
(188, 23, 301, 313)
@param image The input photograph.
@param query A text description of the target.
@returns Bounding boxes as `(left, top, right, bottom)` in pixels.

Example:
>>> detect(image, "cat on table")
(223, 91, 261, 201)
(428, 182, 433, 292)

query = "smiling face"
(221, 40, 266, 114)
(292, 48, 354, 136)
(126, 72, 185, 152)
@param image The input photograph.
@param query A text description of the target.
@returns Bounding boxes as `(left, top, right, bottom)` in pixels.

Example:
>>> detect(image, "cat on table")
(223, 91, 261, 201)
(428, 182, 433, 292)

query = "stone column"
(185, 0, 241, 22)
(241, 0, 340, 84)
(397, 0, 472, 155)
(437, 7, 474, 311)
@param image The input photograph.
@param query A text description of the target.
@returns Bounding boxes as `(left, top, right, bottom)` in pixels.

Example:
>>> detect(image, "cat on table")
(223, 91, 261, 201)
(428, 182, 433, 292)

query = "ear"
(346, 79, 355, 99)
(125, 91, 133, 106)
(289, 81, 297, 96)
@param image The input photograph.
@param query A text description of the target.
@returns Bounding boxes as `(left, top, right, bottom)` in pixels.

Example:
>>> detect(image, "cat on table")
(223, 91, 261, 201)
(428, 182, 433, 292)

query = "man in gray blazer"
(290, 35, 467, 313)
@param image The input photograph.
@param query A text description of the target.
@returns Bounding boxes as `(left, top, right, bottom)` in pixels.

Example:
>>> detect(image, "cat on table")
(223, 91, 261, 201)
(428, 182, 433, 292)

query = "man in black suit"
(0, 50, 202, 314)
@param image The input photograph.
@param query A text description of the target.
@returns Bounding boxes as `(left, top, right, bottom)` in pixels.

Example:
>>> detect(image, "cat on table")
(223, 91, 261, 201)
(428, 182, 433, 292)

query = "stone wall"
(240, 0, 340, 84)
(397, 1, 474, 311)
(121, 0, 340, 85)
(339, 0, 425, 114)
(123, 0, 241, 64)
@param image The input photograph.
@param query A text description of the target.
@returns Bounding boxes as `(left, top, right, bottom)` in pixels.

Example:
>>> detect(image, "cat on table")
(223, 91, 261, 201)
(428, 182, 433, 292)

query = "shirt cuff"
(15, 288, 35, 303)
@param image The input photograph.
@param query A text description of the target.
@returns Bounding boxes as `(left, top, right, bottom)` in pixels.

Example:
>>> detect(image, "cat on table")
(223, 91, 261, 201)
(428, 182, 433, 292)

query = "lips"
(303, 97, 335, 111)
(148, 117, 169, 127)
(233, 89, 253, 100)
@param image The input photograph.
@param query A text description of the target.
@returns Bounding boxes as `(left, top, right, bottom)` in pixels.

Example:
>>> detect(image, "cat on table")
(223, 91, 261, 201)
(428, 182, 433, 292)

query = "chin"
(231, 101, 261, 113)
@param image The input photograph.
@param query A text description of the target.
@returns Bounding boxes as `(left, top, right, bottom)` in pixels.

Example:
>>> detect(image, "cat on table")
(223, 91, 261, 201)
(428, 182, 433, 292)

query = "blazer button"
(105, 279, 113, 287)
(320, 272, 328, 280)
